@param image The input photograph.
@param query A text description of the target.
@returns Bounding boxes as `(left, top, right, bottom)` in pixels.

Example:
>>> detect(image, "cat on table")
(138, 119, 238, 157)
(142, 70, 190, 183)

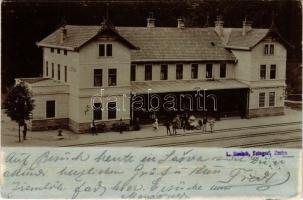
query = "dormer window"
(99, 44, 112, 57)
(264, 44, 274, 55)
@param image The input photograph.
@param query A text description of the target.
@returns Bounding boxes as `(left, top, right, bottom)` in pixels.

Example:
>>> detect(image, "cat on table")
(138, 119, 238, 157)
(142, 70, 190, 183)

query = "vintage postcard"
(1, 0, 302, 199)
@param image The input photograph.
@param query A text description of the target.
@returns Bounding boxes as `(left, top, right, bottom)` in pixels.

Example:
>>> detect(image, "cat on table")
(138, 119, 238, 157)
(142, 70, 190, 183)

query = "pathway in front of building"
(1, 108, 302, 148)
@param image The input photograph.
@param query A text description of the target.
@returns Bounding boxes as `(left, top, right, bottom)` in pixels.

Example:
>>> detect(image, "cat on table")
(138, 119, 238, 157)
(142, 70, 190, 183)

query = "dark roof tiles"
(226, 28, 269, 48)
(38, 25, 271, 61)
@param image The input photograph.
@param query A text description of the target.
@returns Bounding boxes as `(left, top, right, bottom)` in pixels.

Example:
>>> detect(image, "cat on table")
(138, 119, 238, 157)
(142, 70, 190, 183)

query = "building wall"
(78, 38, 132, 88)
(251, 40, 287, 82)
(43, 47, 80, 94)
(232, 50, 252, 84)
(68, 94, 80, 124)
(78, 95, 131, 123)
(31, 93, 69, 121)
(133, 63, 235, 82)
(41, 37, 130, 130)
(33, 32, 287, 132)
(74, 37, 132, 125)
(232, 40, 286, 84)
(232, 39, 287, 117)
(249, 107, 284, 118)
(249, 87, 285, 109)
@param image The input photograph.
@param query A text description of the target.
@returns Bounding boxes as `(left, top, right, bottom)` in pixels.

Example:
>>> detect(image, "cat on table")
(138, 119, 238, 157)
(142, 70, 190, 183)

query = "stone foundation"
(31, 118, 131, 133)
(248, 107, 284, 118)
(31, 118, 68, 131)
(69, 118, 131, 134)
(68, 118, 80, 133)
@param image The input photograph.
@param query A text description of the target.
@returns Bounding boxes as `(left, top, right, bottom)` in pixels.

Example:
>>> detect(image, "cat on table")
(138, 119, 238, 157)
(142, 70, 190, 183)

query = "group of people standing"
(89, 113, 215, 136)
(90, 119, 127, 135)
(153, 113, 215, 136)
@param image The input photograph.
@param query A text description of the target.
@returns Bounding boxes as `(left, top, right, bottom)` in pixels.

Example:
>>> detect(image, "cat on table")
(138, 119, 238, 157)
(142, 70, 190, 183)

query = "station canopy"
(131, 79, 249, 94)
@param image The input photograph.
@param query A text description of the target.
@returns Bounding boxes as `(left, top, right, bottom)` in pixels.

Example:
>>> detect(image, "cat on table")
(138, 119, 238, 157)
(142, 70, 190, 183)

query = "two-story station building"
(16, 16, 290, 133)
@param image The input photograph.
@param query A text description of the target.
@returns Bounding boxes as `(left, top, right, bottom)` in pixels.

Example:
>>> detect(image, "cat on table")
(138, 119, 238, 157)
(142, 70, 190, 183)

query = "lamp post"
(204, 88, 208, 113)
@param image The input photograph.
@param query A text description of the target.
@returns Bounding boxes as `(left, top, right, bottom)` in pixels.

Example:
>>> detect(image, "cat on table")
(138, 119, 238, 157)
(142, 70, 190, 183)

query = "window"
(264, 44, 269, 55)
(259, 92, 265, 107)
(108, 68, 117, 86)
(94, 69, 103, 86)
(57, 64, 61, 80)
(64, 66, 67, 82)
(270, 64, 276, 79)
(220, 63, 226, 78)
(93, 103, 102, 120)
(45, 61, 49, 76)
(176, 64, 183, 80)
(269, 44, 274, 55)
(106, 44, 112, 56)
(264, 44, 274, 55)
(51, 48, 54, 53)
(46, 101, 55, 118)
(206, 64, 213, 78)
(260, 65, 266, 79)
(145, 65, 152, 80)
(269, 92, 275, 107)
(57, 49, 60, 54)
(99, 44, 105, 56)
(51, 63, 54, 78)
(160, 64, 168, 80)
(131, 64, 136, 81)
(108, 102, 116, 119)
(191, 64, 198, 79)
(99, 44, 112, 57)
(64, 50, 67, 55)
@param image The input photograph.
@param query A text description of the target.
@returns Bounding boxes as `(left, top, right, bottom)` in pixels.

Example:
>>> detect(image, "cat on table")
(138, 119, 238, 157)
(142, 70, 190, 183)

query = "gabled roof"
(225, 28, 269, 50)
(118, 27, 235, 62)
(37, 25, 236, 62)
(37, 22, 138, 51)
(225, 25, 293, 50)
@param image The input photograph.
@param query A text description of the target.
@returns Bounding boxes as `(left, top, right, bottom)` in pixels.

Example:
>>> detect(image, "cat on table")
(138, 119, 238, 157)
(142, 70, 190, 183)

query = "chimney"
(147, 12, 155, 28)
(177, 17, 185, 28)
(242, 19, 252, 36)
(214, 16, 224, 36)
(60, 26, 67, 43)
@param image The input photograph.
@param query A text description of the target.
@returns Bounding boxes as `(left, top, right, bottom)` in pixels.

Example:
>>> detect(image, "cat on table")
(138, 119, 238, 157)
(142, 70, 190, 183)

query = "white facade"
(232, 39, 286, 116)
(18, 20, 288, 133)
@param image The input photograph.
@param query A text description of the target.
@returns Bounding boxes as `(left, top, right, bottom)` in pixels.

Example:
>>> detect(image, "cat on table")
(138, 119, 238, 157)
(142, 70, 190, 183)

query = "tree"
(4, 83, 35, 142)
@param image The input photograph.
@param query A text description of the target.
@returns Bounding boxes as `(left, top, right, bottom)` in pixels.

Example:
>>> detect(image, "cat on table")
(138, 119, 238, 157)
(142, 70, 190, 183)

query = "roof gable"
(225, 28, 269, 50)
(225, 24, 293, 50)
(37, 21, 138, 51)
(75, 21, 138, 51)
(117, 27, 235, 62)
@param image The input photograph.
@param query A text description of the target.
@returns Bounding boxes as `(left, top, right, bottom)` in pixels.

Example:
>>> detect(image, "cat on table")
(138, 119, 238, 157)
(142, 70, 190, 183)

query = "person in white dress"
(153, 118, 159, 130)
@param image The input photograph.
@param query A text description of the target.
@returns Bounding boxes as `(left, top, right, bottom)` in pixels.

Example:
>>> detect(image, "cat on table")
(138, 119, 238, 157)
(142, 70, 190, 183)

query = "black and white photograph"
(2, 0, 301, 148)
(1, 0, 302, 199)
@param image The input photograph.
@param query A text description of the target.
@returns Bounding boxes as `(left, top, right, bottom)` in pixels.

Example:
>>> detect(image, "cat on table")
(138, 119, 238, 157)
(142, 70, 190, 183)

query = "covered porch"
(130, 79, 249, 123)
